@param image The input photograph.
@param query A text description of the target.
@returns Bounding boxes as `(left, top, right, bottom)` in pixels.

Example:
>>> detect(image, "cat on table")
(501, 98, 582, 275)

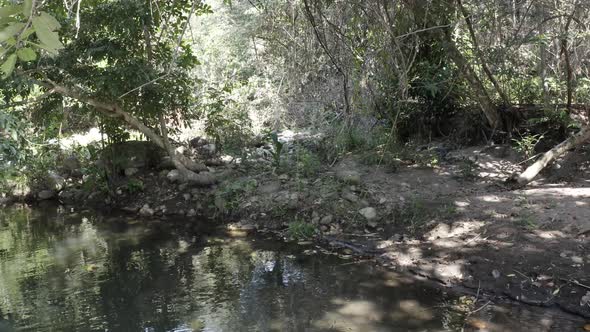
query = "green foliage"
(293, 148, 321, 177)
(201, 84, 253, 154)
(513, 133, 543, 159)
(125, 178, 144, 194)
(268, 132, 283, 168)
(215, 178, 258, 212)
(287, 220, 316, 240)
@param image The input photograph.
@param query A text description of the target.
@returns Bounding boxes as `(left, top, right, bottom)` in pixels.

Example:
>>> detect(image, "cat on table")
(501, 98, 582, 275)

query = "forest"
(0, 0, 590, 330)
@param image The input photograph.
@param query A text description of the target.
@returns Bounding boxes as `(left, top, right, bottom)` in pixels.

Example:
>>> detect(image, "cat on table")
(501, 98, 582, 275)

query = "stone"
(342, 191, 359, 203)
(139, 204, 155, 217)
(183, 193, 191, 201)
(46, 172, 66, 191)
(259, 181, 281, 194)
(320, 214, 334, 225)
(38, 190, 56, 200)
(124, 167, 139, 177)
(278, 174, 290, 181)
(336, 170, 361, 185)
(167, 170, 182, 183)
(186, 209, 197, 217)
(63, 155, 81, 173)
(311, 211, 320, 224)
(359, 207, 377, 221)
(367, 220, 378, 228)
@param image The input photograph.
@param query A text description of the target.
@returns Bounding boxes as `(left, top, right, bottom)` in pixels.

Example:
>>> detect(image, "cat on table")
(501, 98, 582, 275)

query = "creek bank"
(2, 135, 590, 320)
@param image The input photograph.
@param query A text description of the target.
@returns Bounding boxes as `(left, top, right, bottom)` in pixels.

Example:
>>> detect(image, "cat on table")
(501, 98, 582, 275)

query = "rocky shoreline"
(2, 138, 590, 321)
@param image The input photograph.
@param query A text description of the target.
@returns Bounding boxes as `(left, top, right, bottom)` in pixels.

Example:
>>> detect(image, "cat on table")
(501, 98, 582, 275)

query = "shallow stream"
(0, 205, 585, 331)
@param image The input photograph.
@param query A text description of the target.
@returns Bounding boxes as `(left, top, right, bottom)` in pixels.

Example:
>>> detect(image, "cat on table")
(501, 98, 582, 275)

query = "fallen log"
(509, 125, 590, 185)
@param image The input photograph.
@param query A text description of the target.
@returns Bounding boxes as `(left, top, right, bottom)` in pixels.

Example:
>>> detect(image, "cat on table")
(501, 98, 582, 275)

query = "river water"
(0, 205, 585, 331)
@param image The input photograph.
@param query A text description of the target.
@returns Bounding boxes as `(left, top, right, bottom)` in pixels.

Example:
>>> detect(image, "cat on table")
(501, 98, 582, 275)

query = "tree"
(0, 0, 215, 185)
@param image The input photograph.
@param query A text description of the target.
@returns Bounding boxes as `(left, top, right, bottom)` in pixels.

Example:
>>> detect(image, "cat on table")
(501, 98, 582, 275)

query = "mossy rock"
(100, 141, 166, 175)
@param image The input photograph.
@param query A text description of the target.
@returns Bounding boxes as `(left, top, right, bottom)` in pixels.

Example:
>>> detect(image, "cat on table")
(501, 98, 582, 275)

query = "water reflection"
(0, 206, 585, 332)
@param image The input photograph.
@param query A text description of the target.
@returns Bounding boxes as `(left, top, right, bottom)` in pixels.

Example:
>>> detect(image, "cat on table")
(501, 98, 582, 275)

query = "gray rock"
(311, 211, 320, 224)
(63, 155, 81, 173)
(336, 170, 361, 185)
(359, 207, 377, 221)
(259, 181, 281, 194)
(167, 170, 182, 183)
(183, 193, 191, 201)
(320, 214, 334, 225)
(342, 191, 359, 202)
(139, 204, 155, 217)
(124, 167, 139, 177)
(38, 190, 56, 200)
(46, 172, 66, 191)
(186, 209, 197, 217)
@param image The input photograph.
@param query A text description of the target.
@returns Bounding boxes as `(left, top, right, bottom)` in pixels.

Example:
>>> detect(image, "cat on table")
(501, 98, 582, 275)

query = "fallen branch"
(509, 125, 590, 185)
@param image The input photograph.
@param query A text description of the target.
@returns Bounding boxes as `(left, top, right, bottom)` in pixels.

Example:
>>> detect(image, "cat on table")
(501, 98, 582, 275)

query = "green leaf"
(17, 47, 36, 61)
(23, 0, 33, 18)
(0, 5, 22, 18)
(0, 17, 16, 28)
(0, 22, 25, 43)
(1, 53, 17, 78)
(20, 26, 34, 39)
(32, 16, 63, 54)
(38, 12, 61, 31)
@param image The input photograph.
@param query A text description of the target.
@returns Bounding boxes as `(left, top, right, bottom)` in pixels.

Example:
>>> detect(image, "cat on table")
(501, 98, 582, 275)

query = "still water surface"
(0, 205, 585, 331)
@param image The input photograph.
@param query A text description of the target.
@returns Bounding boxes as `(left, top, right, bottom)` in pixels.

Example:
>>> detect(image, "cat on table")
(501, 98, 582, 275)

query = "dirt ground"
(310, 144, 590, 319)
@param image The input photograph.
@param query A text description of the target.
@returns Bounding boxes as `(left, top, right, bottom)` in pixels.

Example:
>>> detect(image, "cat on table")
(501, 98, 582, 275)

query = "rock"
(336, 170, 361, 185)
(38, 190, 56, 200)
(45, 172, 66, 191)
(63, 155, 81, 173)
(367, 220, 378, 228)
(342, 191, 359, 202)
(492, 269, 501, 279)
(320, 214, 334, 225)
(101, 140, 165, 173)
(167, 170, 182, 183)
(580, 291, 590, 307)
(259, 181, 281, 194)
(139, 204, 155, 217)
(359, 207, 377, 221)
(311, 211, 320, 224)
(183, 193, 191, 201)
(124, 167, 139, 177)
(186, 209, 197, 217)
(278, 174, 290, 181)
(426, 223, 451, 240)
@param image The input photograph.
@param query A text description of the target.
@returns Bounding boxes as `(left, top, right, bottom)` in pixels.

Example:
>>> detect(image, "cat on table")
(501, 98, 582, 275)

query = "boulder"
(139, 204, 155, 217)
(100, 140, 166, 175)
(45, 172, 66, 192)
(359, 207, 377, 221)
(336, 170, 361, 185)
(167, 169, 182, 183)
(38, 190, 56, 200)
(63, 155, 81, 173)
(124, 167, 139, 177)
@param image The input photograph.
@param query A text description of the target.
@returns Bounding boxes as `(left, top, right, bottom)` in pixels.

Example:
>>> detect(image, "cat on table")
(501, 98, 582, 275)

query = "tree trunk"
(511, 125, 590, 185)
(46, 82, 214, 185)
(458, 0, 511, 107)
(443, 36, 501, 129)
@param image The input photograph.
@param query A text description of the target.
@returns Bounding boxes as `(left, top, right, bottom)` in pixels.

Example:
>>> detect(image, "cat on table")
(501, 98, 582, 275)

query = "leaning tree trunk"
(46, 81, 215, 186)
(511, 125, 590, 185)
